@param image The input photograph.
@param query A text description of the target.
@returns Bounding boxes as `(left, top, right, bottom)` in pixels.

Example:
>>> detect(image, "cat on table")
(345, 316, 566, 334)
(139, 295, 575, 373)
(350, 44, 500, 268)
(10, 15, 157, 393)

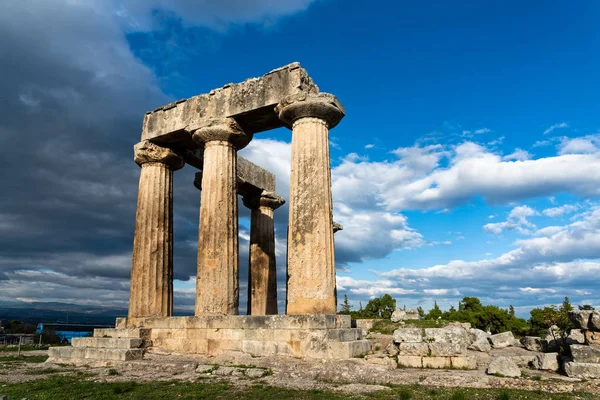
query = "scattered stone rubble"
(370, 322, 563, 376)
(564, 310, 600, 378)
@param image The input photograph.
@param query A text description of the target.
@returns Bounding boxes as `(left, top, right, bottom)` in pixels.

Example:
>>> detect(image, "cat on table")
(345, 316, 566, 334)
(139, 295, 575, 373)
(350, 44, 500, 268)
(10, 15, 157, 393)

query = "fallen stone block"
(585, 330, 600, 346)
(488, 332, 515, 348)
(428, 342, 466, 357)
(591, 311, 600, 331)
(213, 366, 244, 377)
(564, 362, 600, 379)
(571, 344, 600, 363)
(567, 329, 585, 345)
(520, 336, 545, 352)
(569, 310, 592, 330)
(393, 328, 423, 343)
(397, 355, 423, 368)
(508, 355, 537, 368)
(424, 327, 469, 347)
(486, 357, 521, 378)
(391, 310, 407, 322)
(422, 356, 451, 369)
(467, 328, 491, 352)
(535, 353, 559, 371)
(386, 342, 399, 357)
(244, 368, 269, 378)
(398, 342, 428, 356)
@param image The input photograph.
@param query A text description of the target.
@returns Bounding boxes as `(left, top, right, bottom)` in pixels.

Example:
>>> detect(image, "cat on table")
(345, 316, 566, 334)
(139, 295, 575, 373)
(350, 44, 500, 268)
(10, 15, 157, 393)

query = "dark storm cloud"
(0, 0, 315, 309)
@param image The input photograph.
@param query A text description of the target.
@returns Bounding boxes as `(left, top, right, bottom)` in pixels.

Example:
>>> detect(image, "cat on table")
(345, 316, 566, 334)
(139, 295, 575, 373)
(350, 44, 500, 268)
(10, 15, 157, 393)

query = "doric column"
(276, 93, 345, 314)
(129, 141, 184, 319)
(242, 191, 285, 315)
(192, 118, 251, 315)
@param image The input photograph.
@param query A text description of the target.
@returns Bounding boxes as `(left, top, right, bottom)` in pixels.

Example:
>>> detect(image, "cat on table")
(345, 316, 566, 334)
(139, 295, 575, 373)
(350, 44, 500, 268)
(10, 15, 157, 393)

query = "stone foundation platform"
(47, 315, 371, 364)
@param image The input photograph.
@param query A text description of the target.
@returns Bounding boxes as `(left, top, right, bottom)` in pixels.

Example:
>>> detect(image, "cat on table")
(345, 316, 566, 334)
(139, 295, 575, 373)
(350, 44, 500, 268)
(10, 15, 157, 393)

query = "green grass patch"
(0, 376, 596, 399)
(0, 355, 48, 363)
(0, 345, 50, 352)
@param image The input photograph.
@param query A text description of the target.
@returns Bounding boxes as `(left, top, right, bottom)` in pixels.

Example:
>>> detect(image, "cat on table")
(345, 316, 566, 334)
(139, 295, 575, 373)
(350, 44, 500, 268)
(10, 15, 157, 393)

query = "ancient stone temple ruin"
(48, 63, 370, 364)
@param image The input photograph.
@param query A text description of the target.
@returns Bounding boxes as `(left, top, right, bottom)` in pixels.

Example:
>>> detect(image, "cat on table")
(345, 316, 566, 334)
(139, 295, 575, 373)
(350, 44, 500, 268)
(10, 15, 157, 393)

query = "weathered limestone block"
(564, 362, 600, 379)
(591, 311, 600, 331)
(398, 342, 429, 356)
(569, 310, 592, 330)
(568, 329, 585, 345)
(536, 353, 559, 371)
(277, 93, 345, 315)
(468, 328, 491, 352)
(585, 330, 600, 346)
(405, 310, 420, 320)
(424, 327, 469, 352)
(428, 342, 465, 357)
(390, 310, 407, 322)
(355, 319, 377, 335)
(393, 328, 423, 344)
(423, 356, 452, 369)
(486, 357, 521, 377)
(192, 119, 251, 316)
(448, 322, 471, 330)
(397, 355, 423, 368)
(488, 332, 515, 348)
(196, 364, 214, 374)
(142, 63, 318, 141)
(386, 342, 399, 356)
(451, 356, 477, 370)
(520, 336, 545, 352)
(243, 191, 285, 315)
(129, 141, 184, 319)
(571, 344, 600, 363)
(94, 328, 151, 340)
(510, 355, 538, 368)
(71, 338, 143, 349)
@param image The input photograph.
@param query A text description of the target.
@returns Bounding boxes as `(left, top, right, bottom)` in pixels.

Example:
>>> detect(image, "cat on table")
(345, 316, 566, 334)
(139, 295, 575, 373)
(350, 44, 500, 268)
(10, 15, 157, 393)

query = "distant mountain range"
(0, 300, 128, 325)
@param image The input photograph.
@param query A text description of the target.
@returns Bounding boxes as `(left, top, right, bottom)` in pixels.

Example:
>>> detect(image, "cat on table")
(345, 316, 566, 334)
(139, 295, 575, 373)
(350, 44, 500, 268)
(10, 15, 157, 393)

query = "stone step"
(94, 328, 150, 339)
(72, 337, 143, 349)
(48, 346, 143, 362)
(327, 328, 363, 342)
(327, 340, 371, 359)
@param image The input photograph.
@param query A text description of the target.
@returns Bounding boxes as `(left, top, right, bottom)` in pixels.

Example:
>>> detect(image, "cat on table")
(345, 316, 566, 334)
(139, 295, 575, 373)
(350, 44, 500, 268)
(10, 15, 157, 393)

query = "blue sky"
(1, 0, 599, 318)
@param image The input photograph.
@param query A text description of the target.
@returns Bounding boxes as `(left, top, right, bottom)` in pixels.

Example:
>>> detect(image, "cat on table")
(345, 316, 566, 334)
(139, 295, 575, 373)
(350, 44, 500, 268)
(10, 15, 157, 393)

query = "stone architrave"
(276, 93, 345, 315)
(129, 141, 184, 318)
(192, 118, 252, 316)
(243, 191, 285, 315)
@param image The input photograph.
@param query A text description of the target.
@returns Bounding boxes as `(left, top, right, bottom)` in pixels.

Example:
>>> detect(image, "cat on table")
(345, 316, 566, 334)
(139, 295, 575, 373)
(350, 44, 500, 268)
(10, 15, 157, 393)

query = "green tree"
(363, 294, 396, 319)
(579, 304, 595, 310)
(426, 301, 443, 320)
(509, 305, 515, 317)
(417, 306, 426, 318)
(340, 294, 352, 314)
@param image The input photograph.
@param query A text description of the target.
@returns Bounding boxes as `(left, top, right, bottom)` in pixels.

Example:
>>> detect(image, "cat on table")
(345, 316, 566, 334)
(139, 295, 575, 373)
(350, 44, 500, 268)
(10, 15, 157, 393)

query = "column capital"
(191, 118, 252, 150)
(243, 191, 285, 211)
(134, 141, 184, 170)
(275, 92, 345, 129)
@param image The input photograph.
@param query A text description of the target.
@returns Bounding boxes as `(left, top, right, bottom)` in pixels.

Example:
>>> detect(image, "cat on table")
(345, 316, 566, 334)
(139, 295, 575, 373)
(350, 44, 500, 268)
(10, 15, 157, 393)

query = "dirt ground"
(1, 349, 599, 397)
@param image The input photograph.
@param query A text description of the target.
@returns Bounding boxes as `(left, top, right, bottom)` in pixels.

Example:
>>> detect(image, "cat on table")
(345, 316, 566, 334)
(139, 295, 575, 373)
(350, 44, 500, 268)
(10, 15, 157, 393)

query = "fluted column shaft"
(129, 141, 184, 319)
(287, 118, 336, 313)
(192, 118, 251, 316)
(196, 141, 239, 315)
(244, 192, 285, 315)
(276, 93, 345, 315)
